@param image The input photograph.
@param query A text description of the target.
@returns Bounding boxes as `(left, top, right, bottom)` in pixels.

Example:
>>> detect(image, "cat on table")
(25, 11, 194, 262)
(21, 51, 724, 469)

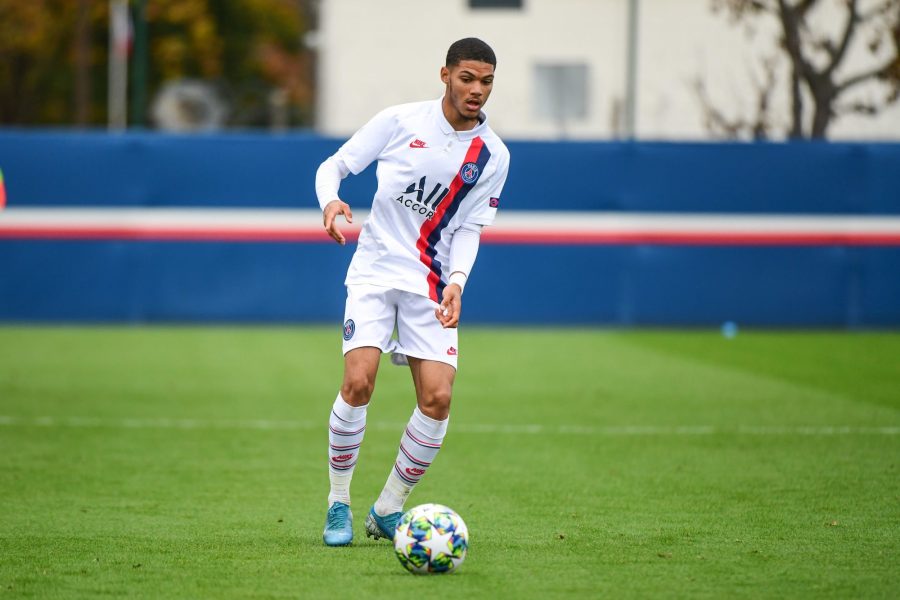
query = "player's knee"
(418, 386, 452, 420)
(341, 373, 375, 406)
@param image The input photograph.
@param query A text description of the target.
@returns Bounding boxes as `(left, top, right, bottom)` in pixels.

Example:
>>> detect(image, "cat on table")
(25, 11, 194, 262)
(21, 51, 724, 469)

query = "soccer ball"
(393, 503, 469, 575)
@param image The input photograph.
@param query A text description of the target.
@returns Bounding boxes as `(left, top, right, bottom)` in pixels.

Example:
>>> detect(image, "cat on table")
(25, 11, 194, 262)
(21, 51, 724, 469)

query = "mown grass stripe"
(0, 415, 896, 435)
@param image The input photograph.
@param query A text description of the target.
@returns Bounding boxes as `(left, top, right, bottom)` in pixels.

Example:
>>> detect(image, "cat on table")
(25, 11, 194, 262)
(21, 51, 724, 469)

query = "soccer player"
(315, 37, 510, 546)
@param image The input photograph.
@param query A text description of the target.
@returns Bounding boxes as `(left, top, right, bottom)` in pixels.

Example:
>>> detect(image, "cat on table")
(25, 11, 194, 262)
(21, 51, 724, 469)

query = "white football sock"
(374, 407, 448, 516)
(327, 393, 367, 507)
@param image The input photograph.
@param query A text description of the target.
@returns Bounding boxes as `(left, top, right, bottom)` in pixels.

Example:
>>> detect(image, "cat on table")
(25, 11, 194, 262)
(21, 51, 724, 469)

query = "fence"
(1, 132, 898, 326)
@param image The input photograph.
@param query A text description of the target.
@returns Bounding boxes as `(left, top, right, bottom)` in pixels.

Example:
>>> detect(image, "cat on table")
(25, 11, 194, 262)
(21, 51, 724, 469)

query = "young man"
(315, 37, 510, 546)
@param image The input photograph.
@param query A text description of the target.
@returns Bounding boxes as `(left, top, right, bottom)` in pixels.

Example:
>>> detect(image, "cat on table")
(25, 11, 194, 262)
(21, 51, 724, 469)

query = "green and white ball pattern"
(393, 503, 469, 574)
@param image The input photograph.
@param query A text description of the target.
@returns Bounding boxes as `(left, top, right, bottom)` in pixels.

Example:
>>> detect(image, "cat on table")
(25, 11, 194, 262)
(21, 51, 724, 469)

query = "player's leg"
(392, 358, 455, 504)
(408, 357, 456, 420)
(366, 291, 457, 540)
(324, 285, 396, 547)
(366, 358, 455, 540)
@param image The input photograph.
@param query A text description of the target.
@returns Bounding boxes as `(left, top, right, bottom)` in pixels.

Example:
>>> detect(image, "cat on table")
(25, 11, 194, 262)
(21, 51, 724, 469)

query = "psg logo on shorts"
(460, 162, 480, 184)
(343, 319, 356, 341)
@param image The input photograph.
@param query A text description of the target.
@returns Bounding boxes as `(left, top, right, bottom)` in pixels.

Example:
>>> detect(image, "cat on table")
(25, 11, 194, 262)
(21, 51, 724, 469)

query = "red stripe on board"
(480, 230, 900, 246)
(415, 137, 485, 302)
(1, 226, 900, 246)
(0, 226, 360, 243)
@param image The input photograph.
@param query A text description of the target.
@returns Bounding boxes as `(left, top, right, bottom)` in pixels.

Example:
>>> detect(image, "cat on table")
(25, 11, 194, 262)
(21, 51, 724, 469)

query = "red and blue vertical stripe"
(415, 137, 492, 302)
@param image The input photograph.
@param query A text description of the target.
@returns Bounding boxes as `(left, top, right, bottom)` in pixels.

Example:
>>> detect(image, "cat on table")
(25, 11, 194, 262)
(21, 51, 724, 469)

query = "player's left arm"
(436, 146, 510, 328)
(436, 223, 482, 328)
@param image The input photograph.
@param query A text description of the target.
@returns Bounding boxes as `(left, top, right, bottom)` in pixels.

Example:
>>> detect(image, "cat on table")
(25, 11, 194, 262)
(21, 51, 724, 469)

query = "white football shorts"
(341, 284, 459, 369)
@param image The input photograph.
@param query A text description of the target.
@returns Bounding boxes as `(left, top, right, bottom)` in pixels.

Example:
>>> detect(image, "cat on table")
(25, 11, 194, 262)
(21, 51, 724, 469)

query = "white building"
(314, 0, 900, 141)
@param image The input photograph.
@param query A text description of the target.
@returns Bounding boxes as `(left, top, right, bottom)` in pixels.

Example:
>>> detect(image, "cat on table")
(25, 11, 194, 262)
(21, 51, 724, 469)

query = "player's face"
(440, 60, 495, 130)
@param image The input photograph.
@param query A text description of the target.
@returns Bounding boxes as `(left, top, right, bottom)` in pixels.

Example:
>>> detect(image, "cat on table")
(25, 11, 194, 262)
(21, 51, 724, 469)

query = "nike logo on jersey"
(395, 175, 449, 220)
(409, 138, 428, 148)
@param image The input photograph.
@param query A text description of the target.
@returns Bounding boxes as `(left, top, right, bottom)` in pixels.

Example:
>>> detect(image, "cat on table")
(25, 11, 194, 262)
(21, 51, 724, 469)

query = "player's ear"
(440, 66, 450, 85)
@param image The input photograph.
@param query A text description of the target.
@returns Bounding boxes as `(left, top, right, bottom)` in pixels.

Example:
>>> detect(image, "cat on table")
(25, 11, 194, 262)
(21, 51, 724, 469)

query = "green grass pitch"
(0, 327, 898, 598)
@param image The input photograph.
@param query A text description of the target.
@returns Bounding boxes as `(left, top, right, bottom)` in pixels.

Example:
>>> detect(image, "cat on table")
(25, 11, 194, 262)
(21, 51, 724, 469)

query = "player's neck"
(441, 97, 480, 132)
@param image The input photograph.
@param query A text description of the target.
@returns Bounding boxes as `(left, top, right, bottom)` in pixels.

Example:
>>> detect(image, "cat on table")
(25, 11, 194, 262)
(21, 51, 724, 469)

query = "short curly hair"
(445, 38, 497, 68)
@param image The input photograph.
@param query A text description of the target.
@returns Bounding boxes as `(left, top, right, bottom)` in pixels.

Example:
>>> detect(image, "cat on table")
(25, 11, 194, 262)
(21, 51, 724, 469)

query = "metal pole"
(624, 0, 640, 139)
(108, 0, 129, 129)
(130, 0, 148, 127)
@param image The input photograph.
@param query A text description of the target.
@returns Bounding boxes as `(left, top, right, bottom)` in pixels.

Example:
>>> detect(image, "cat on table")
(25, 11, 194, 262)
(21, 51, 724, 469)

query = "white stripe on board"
(495, 211, 900, 235)
(0, 415, 897, 435)
(0, 208, 329, 231)
(3, 208, 900, 245)
(2, 207, 900, 234)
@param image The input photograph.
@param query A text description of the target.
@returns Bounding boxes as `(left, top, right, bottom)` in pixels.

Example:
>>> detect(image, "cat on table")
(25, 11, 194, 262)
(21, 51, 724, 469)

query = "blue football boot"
(365, 506, 401, 541)
(323, 502, 353, 546)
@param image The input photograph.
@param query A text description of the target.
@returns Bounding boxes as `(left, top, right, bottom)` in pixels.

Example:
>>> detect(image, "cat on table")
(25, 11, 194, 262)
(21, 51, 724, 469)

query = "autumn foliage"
(0, 0, 312, 127)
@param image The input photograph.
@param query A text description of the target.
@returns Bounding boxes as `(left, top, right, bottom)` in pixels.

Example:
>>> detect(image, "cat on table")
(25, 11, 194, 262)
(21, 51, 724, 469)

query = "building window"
(534, 63, 589, 132)
(469, 0, 523, 8)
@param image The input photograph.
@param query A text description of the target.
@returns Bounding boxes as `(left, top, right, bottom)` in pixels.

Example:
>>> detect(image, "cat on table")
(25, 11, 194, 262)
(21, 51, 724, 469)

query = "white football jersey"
(332, 98, 510, 302)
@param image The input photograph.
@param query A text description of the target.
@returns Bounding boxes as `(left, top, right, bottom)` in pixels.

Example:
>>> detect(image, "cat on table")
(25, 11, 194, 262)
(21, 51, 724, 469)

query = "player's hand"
(323, 199, 353, 245)
(435, 284, 462, 329)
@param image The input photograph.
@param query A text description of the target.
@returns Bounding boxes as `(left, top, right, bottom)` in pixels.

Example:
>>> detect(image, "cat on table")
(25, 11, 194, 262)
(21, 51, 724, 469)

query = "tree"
(0, 0, 313, 128)
(697, 0, 900, 139)
(0, 1, 105, 125)
(202, 0, 314, 127)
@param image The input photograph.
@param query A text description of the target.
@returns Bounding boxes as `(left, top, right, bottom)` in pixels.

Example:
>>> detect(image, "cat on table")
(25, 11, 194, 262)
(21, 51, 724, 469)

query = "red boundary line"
(1, 226, 900, 246)
(0, 227, 341, 243)
(482, 230, 900, 246)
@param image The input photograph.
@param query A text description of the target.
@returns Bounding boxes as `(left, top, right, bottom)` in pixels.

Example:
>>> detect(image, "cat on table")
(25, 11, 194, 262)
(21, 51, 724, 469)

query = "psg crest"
(343, 319, 356, 341)
(460, 162, 480, 184)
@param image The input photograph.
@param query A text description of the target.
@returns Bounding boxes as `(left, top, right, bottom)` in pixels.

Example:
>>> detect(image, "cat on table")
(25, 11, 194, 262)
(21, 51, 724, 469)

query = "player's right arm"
(314, 107, 397, 245)
(322, 199, 353, 245)
(316, 156, 354, 245)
